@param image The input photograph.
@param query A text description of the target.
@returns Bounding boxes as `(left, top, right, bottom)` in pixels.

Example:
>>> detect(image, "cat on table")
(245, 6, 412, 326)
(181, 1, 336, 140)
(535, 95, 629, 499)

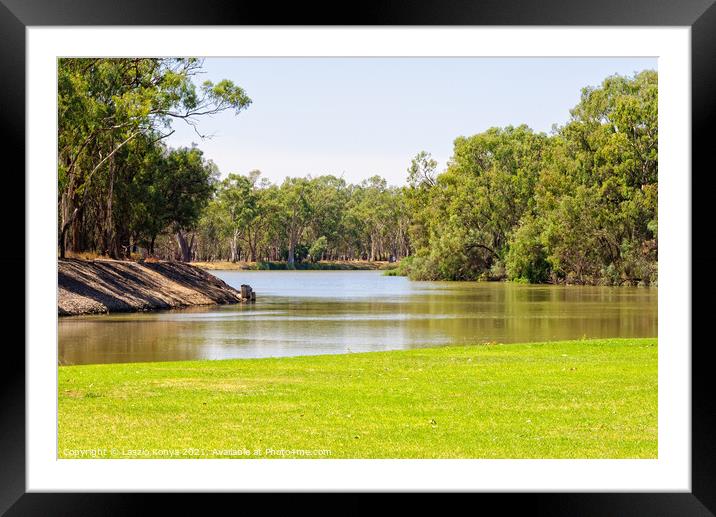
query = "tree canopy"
(401, 70, 658, 285)
(58, 62, 657, 285)
(58, 58, 250, 258)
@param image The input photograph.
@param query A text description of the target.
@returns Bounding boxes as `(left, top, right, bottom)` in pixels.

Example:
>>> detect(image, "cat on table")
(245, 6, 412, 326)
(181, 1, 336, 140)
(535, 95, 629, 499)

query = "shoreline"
(192, 260, 395, 271)
(59, 336, 659, 368)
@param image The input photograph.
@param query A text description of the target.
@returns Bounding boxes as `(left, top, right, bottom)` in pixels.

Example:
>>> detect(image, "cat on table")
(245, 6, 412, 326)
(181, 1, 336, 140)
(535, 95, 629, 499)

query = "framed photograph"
(3, 0, 713, 512)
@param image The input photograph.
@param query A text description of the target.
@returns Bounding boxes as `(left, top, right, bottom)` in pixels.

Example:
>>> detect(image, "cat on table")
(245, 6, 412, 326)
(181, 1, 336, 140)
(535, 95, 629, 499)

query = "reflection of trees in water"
(59, 279, 657, 366)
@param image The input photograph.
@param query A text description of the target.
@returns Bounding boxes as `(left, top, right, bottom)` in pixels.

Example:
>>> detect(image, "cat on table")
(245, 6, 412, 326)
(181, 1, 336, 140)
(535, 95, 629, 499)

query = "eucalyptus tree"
(162, 147, 219, 262)
(57, 58, 251, 258)
(214, 170, 271, 262)
(305, 175, 350, 259)
(405, 126, 549, 280)
(275, 177, 315, 265)
(403, 70, 658, 285)
(521, 69, 659, 284)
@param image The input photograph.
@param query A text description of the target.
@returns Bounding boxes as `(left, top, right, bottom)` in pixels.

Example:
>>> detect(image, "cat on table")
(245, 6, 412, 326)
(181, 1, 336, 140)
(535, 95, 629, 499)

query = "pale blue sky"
(166, 57, 657, 186)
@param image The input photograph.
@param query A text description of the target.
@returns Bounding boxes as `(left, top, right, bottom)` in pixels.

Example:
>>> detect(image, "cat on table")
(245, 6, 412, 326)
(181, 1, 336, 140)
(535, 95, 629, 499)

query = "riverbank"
(58, 338, 657, 458)
(192, 260, 395, 271)
(58, 259, 250, 316)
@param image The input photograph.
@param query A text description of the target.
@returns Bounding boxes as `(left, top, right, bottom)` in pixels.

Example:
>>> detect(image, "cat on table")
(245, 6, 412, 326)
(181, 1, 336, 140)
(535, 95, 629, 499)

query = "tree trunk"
(69, 202, 83, 254)
(230, 230, 240, 262)
(59, 223, 69, 259)
(60, 180, 83, 256)
(248, 232, 257, 262)
(60, 172, 79, 255)
(287, 242, 295, 264)
(105, 153, 119, 259)
(176, 231, 191, 262)
(59, 206, 81, 259)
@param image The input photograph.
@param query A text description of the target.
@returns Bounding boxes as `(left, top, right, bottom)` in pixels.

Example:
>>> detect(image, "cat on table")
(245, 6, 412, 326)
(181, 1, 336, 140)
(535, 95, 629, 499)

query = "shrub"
(308, 236, 328, 263)
(505, 217, 551, 283)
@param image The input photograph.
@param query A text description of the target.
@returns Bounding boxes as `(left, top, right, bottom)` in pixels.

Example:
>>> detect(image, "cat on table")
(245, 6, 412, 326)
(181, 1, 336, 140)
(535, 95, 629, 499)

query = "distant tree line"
(58, 59, 657, 284)
(192, 173, 409, 264)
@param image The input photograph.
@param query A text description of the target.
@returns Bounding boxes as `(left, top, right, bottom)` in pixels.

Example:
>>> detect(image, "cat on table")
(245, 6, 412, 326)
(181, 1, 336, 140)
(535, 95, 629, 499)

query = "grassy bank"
(192, 260, 395, 271)
(58, 338, 657, 459)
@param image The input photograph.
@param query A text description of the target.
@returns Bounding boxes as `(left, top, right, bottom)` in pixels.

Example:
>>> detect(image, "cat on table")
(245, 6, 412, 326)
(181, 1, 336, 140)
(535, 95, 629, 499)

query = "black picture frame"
(2, 0, 713, 512)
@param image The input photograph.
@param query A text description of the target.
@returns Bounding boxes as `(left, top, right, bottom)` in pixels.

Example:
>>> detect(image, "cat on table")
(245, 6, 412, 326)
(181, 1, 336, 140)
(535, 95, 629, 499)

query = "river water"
(58, 270, 657, 365)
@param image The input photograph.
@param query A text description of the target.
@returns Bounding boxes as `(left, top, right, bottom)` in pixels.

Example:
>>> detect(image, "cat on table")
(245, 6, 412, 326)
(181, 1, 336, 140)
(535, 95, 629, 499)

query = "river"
(58, 270, 657, 365)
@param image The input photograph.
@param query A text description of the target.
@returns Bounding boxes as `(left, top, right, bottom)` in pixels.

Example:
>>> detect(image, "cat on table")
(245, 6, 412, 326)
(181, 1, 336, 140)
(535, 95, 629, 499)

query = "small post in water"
(240, 284, 255, 302)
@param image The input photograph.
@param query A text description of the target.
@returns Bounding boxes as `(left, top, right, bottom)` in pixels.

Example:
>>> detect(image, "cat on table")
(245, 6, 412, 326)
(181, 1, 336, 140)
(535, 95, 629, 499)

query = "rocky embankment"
(58, 259, 253, 316)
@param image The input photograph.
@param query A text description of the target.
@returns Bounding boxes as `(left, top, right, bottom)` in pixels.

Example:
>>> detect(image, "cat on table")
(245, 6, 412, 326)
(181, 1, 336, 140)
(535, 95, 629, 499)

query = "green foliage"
(57, 58, 251, 259)
(58, 60, 657, 281)
(407, 151, 437, 189)
(382, 255, 416, 277)
(206, 171, 268, 262)
(130, 144, 217, 251)
(406, 125, 549, 280)
(292, 243, 310, 264)
(407, 70, 657, 285)
(163, 147, 217, 231)
(505, 216, 550, 283)
(308, 236, 329, 262)
(190, 172, 410, 264)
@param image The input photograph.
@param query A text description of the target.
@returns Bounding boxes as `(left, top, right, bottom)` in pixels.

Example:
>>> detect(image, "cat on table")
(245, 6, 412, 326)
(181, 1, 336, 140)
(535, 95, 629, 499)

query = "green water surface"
(58, 270, 657, 365)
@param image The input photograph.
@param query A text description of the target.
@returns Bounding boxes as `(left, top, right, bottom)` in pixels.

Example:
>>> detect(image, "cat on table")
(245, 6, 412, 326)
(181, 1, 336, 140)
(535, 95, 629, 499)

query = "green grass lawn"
(58, 338, 657, 459)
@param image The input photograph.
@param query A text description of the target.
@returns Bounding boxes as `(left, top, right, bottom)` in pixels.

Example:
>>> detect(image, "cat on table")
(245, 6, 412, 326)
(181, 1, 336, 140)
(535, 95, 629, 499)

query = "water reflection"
(58, 270, 657, 365)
